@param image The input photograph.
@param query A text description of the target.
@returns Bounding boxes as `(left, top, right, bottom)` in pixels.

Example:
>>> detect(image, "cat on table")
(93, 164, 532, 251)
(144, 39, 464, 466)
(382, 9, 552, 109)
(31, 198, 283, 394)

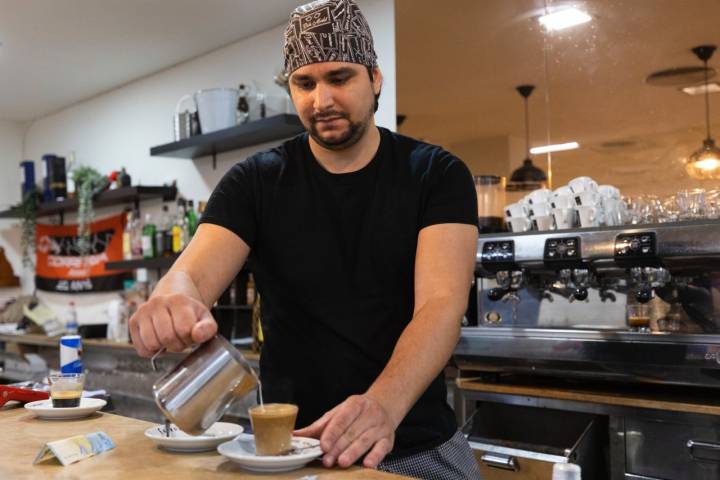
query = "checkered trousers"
(377, 430, 482, 479)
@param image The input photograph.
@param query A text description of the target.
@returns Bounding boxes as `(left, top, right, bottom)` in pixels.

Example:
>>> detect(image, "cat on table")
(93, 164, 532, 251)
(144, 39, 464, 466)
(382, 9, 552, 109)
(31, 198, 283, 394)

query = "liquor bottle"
(65, 301, 78, 335)
(122, 210, 133, 260)
(130, 209, 143, 259)
(155, 205, 173, 257)
(172, 199, 188, 254)
(142, 213, 156, 258)
(186, 200, 198, 237)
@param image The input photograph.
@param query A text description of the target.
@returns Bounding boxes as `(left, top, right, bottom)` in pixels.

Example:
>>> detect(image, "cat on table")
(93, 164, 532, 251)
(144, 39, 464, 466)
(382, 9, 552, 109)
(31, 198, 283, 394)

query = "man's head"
(283, 0, 381, 151)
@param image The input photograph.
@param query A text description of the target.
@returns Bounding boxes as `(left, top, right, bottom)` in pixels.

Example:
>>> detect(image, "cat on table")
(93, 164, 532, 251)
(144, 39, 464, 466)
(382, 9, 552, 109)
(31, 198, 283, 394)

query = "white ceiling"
(397, 0, 720, 148)
(0, 0, 302, 122)
(396, 0, 720, 191)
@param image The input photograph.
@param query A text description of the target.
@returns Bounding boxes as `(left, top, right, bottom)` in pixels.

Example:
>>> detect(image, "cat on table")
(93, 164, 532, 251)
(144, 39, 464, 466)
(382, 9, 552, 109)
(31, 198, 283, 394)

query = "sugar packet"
(33, 431, 115, 466)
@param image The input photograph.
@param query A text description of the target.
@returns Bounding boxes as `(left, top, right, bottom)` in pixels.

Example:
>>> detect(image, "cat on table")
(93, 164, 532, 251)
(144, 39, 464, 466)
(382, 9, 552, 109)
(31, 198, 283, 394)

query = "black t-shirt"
(200, 127, 478, 455)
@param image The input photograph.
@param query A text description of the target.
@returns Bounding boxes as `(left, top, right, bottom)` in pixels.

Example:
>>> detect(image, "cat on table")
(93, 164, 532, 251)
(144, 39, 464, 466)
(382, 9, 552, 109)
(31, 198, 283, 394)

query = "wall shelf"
(149, 114, 304, 166)
(0, 185, 177, 220)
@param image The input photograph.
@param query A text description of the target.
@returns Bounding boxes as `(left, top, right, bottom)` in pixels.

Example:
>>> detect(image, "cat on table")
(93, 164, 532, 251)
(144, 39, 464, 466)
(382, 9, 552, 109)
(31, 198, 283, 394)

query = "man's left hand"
(294, 394, 397, 469)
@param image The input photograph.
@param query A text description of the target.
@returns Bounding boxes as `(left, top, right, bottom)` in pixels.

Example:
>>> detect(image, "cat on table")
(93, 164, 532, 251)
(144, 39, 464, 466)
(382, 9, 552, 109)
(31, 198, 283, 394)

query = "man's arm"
(295, 222, 478, 468)
(129, 223, 250, 357)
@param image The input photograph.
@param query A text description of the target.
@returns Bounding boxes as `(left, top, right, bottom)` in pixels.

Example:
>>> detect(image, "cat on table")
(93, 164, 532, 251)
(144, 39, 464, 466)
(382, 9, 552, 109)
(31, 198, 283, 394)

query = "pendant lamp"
(685, 45, 720, 179)
(507, 84, 548, 191)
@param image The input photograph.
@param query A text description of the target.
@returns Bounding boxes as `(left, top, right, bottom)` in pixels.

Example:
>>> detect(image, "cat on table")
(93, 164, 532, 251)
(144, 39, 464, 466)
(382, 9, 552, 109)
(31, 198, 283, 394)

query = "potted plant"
(19, 187, 41, 268)
(72, 166, 109, 256)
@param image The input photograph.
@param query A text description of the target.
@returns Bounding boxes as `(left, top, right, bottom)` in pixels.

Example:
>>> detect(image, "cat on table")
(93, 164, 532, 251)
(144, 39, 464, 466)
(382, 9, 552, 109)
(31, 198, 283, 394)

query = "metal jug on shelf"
(173, 94, 199, 141)
(151, 335, 258, 435)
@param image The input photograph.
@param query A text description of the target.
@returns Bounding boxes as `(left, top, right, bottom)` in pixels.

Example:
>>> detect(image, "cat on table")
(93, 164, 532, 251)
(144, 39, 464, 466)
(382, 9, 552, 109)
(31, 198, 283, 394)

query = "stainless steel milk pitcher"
(152, 335, 258, 435)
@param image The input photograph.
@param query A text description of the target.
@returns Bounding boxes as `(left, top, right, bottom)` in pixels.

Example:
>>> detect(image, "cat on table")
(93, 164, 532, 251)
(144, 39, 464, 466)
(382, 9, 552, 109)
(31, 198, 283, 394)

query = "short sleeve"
(419, 155, 478, 230)
(199, 159, 258, 248)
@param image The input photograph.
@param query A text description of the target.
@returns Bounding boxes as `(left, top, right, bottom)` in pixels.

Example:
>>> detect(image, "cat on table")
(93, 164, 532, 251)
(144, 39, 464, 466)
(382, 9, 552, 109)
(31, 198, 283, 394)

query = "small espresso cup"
(504, 202, 528, 219)
(528, 202, 552, 217)
(526, 188, 553, 205)
(551, 194, 575, 209)
(552, 208, 576, 229)
(576, 205, 601, 228)
(48, 373, 84, 408)
(507, 216, 532, 232)
(574, 191, 600, 207)
(598, 184, 621, 200)
(568, 176, 598, 194)
(531, 215, 555, 231)
(249, 403, 299, 456)
(553, 185, 573, 197)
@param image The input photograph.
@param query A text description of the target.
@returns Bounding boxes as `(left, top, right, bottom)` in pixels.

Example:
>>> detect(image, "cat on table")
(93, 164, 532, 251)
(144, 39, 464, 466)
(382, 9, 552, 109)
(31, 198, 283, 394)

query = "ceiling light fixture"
(507, 85, 548, 192)
(530, 142, 580, 155)
(681, 83, 720, 96)
(538, 7, 591, 31)
(685, 45, 720, 180)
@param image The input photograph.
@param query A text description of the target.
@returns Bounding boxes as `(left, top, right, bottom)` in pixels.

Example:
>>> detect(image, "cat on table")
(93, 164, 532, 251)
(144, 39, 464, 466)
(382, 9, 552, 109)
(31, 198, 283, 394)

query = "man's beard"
(308, 106, 373, 151)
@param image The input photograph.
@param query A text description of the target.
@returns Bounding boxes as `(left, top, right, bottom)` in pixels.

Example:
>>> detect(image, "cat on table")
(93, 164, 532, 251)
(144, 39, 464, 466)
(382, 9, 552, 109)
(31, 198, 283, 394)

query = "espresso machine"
(455, 220, 720, 479)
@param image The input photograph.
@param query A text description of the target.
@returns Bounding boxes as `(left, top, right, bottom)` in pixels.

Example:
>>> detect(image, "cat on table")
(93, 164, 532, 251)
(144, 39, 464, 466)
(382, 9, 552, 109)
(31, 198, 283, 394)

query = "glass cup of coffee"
(627, 304, 651, 332)
(249, 403, 299, 456)
(48, 373, 84, 408)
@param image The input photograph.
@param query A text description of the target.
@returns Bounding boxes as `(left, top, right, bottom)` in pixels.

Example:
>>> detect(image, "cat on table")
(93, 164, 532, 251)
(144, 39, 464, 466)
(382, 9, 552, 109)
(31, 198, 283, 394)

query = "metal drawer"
(470, 444, 556, 479)
(625, 417, 720, 480)
(465, 403, 604, 479)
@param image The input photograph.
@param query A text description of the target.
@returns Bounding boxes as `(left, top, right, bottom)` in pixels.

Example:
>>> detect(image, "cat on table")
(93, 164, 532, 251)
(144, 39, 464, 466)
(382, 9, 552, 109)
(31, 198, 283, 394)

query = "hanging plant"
(19, 187, 41, 268)
(72, 166, 109, 256)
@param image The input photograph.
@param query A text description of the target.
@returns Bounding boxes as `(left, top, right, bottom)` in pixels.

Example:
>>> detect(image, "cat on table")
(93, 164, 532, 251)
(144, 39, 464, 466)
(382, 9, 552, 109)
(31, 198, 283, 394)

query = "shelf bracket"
(58, 211, 64, 225)
(212, 149, 217, 170)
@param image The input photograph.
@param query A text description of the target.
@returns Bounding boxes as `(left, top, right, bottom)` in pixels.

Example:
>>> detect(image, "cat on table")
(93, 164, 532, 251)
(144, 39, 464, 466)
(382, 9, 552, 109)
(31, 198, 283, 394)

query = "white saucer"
(145, 422, 244, 452)
(24, 398, 106, 419)
(217, 434, 322, 473)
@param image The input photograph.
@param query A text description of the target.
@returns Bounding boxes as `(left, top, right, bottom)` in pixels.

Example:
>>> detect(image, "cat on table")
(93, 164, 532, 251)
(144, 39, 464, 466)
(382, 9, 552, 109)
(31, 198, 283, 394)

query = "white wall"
(4, 0, 396, 325)
(0, 120, 27, 289)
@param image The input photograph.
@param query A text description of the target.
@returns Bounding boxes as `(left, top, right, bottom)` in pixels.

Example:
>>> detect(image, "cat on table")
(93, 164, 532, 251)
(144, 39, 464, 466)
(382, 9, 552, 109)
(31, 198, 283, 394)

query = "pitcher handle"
(174, 94, 194, 115)
(150, 347, 166, 372)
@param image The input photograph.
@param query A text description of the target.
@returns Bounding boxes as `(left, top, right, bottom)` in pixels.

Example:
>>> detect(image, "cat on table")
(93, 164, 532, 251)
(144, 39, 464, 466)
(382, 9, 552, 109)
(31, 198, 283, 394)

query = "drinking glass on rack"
(658, 195, 680, 223)
(676, 189, 706, 220)
(705, 190, 720, 219)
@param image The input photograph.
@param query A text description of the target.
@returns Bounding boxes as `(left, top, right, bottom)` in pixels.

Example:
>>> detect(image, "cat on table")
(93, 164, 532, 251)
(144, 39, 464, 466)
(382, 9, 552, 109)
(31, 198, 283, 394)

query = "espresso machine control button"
(481, 240, 516, 272)
(544, 237, 581, 265)
(615, 232, 658, 266)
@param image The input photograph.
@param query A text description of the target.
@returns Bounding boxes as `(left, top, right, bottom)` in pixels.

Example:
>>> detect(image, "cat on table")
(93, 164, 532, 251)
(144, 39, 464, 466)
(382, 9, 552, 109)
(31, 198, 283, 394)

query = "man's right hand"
(129, 293, 218, 358)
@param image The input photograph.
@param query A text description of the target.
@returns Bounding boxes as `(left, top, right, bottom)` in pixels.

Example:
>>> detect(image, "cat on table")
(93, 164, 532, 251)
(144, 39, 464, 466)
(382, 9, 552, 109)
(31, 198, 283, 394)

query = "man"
(129, 0, 481, 478)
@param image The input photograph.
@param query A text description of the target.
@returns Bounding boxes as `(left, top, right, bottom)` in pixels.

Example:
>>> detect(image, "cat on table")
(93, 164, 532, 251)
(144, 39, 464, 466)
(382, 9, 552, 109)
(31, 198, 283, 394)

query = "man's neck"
(309, 125, 381, 174)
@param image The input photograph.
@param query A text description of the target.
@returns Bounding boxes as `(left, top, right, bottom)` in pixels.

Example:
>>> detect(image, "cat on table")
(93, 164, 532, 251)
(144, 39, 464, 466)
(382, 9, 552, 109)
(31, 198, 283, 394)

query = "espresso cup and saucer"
(24, 373, 106, 419)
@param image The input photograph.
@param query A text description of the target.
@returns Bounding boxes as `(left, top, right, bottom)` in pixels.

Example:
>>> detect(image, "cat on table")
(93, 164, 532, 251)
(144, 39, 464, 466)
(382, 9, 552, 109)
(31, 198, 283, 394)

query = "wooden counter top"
(0, 333, 260, 361)
(457, 376, 720, 416)
(0, 404, 406, 479)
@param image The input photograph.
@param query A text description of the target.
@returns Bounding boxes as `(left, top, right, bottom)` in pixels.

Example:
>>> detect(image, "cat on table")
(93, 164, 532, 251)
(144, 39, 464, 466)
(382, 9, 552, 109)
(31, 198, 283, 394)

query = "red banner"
(35, 213, 131, 293)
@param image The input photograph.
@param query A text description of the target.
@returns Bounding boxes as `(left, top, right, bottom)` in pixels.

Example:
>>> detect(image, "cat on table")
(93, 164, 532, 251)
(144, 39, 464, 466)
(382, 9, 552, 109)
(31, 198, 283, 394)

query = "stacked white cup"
(504, 202, 532, 232)
(598, 184, 627, 226)
(525, 189, 555, 231)
(550, 185, 577, 229)
(503, 177, 627, 232)
(569, 176, 602, 228)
